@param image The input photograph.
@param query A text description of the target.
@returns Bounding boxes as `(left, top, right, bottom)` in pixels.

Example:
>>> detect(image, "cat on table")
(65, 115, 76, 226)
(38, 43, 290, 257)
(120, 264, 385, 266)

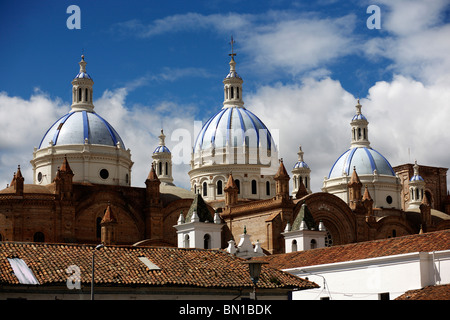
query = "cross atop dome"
(229, 35, 236, 59)
(223, 37, 243, 108)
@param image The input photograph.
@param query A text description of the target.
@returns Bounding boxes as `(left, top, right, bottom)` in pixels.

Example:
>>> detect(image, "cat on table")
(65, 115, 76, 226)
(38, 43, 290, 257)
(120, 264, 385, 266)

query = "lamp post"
(243, 260, 268, 300)
(91, 244, 104, 300)
(300, 269, 331, 300)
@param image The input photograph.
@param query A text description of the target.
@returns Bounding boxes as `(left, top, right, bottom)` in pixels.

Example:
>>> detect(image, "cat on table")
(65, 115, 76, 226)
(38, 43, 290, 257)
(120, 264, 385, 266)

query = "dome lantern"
(71, 55, 94, 112)
(223, 36, 244, 108)
(350, 99, 370, 148)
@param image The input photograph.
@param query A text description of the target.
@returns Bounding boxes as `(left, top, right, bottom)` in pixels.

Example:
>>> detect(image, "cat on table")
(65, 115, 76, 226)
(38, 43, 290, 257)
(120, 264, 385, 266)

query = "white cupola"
(71, 55, 94, 112)
(408, 161, 426, 209)
(292, 145, 311, 197)
(350, 99, 370, 148)
(152, 129, 174, 186)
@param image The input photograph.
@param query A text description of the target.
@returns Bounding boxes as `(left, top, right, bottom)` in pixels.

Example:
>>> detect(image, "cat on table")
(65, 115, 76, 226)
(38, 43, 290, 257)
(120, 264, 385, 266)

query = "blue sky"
(1, 0, 450, 192)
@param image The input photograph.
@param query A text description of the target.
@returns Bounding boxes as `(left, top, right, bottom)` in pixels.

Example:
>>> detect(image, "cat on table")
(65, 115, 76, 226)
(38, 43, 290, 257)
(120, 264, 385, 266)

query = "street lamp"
(300, 269, 332, 300)
(243, 260, 268, 300)
(91, 244, 104, 300)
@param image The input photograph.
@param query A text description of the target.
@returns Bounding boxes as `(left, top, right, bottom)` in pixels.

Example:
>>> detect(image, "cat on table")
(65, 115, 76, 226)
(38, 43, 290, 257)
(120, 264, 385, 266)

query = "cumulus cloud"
(0, 85, 198, 191)
(245, 74, 450, 192)
(363, 0, 450, 84)
(0, 89, 68, 189)
(113, 10, 358, 77)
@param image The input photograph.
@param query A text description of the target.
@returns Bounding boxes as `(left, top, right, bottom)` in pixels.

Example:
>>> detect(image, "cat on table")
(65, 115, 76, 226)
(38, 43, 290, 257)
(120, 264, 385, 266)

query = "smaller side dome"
(74, 55, 93, 80)
(410, 161, 424, 182)
(153, 146, 170, 153)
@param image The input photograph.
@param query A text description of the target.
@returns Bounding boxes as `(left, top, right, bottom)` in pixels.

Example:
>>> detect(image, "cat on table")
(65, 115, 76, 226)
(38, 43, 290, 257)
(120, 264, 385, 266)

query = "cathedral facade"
(1, 52, 449, 255)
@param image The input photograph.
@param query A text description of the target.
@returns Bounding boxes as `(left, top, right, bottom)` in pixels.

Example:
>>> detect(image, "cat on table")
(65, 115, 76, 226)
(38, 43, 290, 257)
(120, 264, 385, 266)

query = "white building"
(261, 229, 450, 300)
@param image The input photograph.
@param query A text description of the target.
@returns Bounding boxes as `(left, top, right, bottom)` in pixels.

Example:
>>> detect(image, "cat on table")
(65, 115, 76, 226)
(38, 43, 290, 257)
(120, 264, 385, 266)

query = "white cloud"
(0, 90, 68, 189)
(363, 0, 450, 84)
(246, 77, 355, 192)
(245, 73, 450, 192)
(114, 11, 358, 77)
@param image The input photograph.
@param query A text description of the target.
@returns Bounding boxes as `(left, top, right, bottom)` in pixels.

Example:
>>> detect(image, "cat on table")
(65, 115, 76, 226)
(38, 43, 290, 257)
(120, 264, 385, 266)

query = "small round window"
(386, 195, 393, 204)
(100, 169, 109, 180)
(37, 172, 43, 183)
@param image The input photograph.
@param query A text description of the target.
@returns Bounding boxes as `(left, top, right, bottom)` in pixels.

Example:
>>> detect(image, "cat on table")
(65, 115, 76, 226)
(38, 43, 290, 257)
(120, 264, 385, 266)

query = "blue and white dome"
(74, 71, 92, 80)
(153, 145, 170, 153)
(328, 147, 395, 179)
(293, 160, 309, 169)
(410, 174, 424, 182)
(39, 110, 126, 150)
(193, 106, 276, 153)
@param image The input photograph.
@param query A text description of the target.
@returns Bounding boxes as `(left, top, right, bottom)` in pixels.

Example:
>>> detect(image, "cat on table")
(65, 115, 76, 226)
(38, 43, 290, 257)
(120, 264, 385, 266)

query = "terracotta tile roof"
(259, 229, 450, 270)
(395, 284, 450, 300)
(0, 242, 317, 290)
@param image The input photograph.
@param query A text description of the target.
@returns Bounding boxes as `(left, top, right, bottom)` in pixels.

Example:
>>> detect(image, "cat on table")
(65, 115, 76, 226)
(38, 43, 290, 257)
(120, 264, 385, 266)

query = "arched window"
(235, 179, 240, 194)
(184, 235, 190, 248)
(236, 87, 239, 99)
(158, 162, 162, 175)
(204, 234, 211, 249)
(305, 176, 308, 189)
(251, 180, 257, 195)
(193, 184, 197, 194)
(292, 239, 297, 252)
(203, 182, 207, 197)
(96, 217, 102, 239)
(33, 232, 45, 243)
(310, 239, 317, 249)
(358, 128, 362, 139)
(165, 162, 168, 175)
(266, 181, 270, 196)
(230, 86, 234, 99)
(78, 88, 82, 102)
(217, 180, 223, 195)
(85, 88, 88, 102)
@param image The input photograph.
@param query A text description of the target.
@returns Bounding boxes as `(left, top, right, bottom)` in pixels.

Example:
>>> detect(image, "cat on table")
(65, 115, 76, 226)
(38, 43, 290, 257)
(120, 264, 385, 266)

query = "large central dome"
(193, 106, 276, 153)
(189, 50, 278, 204)
(39, 111, 126, 150)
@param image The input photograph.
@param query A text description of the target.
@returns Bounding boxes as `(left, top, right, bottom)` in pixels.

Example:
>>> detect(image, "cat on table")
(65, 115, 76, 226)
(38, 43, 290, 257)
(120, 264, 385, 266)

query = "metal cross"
(229, 36, 236, 58)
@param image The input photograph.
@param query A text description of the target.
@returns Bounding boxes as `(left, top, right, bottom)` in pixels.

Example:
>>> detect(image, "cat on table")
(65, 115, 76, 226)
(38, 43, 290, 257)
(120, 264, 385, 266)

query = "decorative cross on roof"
(229, 35, 236, 58)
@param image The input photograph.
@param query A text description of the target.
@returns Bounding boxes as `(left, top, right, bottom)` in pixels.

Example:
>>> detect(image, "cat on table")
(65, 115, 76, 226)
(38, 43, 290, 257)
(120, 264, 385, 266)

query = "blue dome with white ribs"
(410, 174, 424, 182)
(193, 106, 276, 153)
(74, 71, 92, 80)
(328, 147, 395, 179)
(153, 145, 170, 153)
(293, 161, 309, 169)
(38, 111, 126, 150)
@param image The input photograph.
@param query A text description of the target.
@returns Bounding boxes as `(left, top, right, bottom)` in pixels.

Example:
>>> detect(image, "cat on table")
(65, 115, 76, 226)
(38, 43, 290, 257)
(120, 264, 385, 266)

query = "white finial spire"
(158, 129, 166, 146)
(223, 36, 244, 108)
(297, 145, 304, 162)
